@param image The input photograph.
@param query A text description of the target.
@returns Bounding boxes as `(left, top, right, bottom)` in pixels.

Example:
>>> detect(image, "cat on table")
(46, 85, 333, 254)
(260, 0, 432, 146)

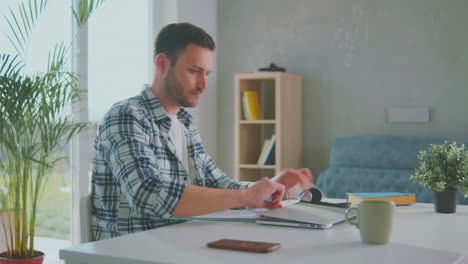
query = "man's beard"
(164, 69, 197, 108)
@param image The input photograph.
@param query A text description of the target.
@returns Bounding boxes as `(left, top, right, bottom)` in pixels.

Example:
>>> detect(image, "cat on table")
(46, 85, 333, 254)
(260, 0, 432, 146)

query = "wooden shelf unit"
(234, 72, 302, 182)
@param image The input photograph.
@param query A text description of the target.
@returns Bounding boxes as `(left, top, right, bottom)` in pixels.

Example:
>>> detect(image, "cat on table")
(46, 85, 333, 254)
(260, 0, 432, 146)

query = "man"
(91, 22, 312, 240)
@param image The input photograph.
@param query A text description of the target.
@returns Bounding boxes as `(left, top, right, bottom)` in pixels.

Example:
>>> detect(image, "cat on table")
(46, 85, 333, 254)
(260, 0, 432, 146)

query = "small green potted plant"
(410, 141, 468, 213)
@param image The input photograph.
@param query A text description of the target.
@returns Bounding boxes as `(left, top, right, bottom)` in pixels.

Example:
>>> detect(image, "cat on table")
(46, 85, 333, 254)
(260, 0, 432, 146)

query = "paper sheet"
(170, 199, 300, 221)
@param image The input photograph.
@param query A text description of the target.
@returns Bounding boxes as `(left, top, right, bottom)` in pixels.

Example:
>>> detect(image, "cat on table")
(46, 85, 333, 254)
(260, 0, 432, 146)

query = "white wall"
(217, 0, 468, 177)
(152, 0, 218, 159)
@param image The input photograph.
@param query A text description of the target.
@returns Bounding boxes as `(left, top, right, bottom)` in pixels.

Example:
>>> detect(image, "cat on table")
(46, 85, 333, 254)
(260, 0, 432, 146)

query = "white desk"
(60, 203, 468, 264)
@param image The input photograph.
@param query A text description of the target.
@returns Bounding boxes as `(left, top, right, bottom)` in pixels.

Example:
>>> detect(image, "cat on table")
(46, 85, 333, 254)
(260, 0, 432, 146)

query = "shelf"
(239, 164, 276, 169)
(234, 72, 302, 181)
(240, 120, 276, 125)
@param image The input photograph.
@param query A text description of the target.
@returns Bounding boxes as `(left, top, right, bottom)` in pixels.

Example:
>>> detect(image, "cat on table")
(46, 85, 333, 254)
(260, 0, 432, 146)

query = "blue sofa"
(316, 135, 468, 204)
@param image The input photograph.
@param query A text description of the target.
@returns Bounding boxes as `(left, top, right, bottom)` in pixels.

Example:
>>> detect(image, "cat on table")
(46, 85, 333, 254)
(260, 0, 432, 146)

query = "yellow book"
(244, 91, 262, 120)
(347, 192, 416, 206)
(242, 92, 251, 120)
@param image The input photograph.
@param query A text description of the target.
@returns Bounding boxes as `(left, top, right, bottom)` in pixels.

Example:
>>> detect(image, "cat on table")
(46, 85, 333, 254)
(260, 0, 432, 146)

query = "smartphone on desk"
(207, 239, 280, 253)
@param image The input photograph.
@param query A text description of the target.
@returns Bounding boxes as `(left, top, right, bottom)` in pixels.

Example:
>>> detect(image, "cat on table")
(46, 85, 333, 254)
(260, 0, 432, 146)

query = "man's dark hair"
(154, 22, 215, 64)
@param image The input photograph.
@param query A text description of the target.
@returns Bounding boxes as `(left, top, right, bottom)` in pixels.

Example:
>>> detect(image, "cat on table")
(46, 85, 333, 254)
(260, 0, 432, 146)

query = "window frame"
(70, 0, 155, 244)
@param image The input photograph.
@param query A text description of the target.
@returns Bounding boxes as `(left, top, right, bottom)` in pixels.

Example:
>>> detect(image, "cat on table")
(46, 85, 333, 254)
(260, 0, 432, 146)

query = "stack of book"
(242, 91, 262, 120)
(257, 134, 275, 165)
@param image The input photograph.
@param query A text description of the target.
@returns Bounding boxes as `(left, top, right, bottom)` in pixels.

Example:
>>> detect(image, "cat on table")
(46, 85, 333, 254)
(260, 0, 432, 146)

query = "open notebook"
(170, 199, 354, 229)
(257, 202, 355, 229)
(169, 199, 300, 222)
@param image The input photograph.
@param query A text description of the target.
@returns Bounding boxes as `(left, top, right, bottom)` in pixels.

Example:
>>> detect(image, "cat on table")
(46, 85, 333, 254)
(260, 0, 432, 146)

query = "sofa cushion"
(330, 135, 445, 170)
(318, 166, 433, 202)
(317, 135, 468, 204)
(318, 166, 468, 204)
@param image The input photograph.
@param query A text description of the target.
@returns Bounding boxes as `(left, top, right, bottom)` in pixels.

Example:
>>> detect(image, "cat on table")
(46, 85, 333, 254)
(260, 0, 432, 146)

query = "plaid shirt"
(91, 87, 249, 240)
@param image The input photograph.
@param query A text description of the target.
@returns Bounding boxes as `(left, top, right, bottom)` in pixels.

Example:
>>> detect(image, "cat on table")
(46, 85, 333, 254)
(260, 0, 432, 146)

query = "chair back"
(80, 195, 94, 243)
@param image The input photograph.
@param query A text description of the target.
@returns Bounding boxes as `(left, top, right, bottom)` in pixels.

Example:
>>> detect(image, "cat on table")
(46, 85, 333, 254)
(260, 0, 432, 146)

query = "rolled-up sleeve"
(101, 105, 185, 219)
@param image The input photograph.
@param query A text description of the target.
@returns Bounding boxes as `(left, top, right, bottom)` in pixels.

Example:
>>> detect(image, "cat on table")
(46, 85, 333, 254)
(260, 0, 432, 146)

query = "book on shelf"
(264, 144, 275, 165)
(346, 192, 416, 206)
(256, 139, 271, 164)
(258, 134, 276, 165)
(242, 92, 250, 120)
(242, 91, 262, 120)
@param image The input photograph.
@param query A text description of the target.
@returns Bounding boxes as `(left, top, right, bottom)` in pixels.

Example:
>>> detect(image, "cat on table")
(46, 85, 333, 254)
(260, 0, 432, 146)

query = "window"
(1, 1, 152, 263)
(0, 1, 72, 263)
(88, 0, 151, 123)
(0, 0, 214, 261)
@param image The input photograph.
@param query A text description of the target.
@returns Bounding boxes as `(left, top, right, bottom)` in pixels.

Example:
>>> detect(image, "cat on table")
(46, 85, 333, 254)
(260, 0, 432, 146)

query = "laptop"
(257, 202, 355, 229)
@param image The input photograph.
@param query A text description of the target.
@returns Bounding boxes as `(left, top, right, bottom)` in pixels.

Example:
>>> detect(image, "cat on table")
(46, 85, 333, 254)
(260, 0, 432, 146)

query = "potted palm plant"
(410, 141, 468, 213)
(0, 0, 104, 262)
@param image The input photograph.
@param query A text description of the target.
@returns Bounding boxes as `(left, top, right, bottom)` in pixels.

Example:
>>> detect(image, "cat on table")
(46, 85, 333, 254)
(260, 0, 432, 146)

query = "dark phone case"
(207, 239, 281, 253)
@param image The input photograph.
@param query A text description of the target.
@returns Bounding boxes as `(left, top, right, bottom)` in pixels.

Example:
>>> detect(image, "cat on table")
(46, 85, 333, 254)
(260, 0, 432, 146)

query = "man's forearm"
(170, 184, 246, 217)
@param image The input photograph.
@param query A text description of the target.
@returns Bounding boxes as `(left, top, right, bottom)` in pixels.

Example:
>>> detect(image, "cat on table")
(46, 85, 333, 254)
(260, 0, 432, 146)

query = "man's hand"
(240, 177, 285, 209)
(272, 168, 313, 198)
(172, 170, 310, 217)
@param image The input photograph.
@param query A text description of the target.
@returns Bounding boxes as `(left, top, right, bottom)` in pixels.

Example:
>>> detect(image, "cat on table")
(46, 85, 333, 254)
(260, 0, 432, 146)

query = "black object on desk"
(300, 187, 350, 209)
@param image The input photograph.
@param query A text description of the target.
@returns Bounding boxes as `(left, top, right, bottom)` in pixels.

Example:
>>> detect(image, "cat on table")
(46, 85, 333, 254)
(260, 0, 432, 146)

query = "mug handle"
(345, 207, 359, 228)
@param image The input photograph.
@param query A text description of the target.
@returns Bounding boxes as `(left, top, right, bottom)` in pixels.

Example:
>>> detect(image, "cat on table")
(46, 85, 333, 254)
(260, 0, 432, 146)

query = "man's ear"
(155, 53, 171, 75)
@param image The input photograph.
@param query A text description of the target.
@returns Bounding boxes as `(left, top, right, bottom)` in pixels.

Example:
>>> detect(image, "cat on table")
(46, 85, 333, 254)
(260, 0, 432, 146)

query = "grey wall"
(217, 0, 468, 179)
(152, 0, 219, 158)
